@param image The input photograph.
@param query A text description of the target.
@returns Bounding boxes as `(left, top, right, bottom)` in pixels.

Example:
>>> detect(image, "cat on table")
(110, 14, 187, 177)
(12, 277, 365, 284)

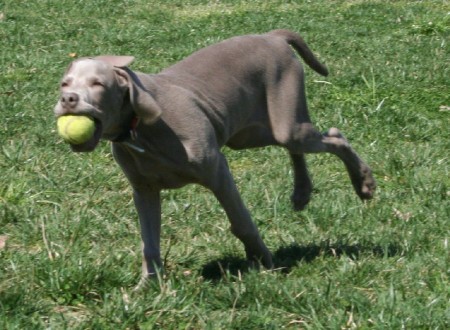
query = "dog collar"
(130, 116, 139, 140)
(112, 116, 139, 143)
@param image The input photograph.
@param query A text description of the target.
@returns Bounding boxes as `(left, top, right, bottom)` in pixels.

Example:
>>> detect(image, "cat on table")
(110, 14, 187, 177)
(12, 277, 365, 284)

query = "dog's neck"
(111, 114, 139, 143)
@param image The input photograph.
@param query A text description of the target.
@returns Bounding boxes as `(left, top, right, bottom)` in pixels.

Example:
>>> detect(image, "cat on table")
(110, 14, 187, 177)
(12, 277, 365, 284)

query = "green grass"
(1, 0, 449, 328)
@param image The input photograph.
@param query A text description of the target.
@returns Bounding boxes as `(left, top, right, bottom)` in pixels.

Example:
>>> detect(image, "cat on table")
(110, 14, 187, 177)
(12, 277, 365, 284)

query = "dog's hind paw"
(353, 164, 376, 200)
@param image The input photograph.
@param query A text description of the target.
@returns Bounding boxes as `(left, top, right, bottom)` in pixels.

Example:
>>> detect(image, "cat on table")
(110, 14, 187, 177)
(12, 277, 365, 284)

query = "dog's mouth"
(70, 119, 103, 153)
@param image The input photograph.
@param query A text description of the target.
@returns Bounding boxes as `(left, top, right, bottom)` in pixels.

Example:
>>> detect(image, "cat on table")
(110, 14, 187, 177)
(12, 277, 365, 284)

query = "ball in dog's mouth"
(70, 119, 102, 152)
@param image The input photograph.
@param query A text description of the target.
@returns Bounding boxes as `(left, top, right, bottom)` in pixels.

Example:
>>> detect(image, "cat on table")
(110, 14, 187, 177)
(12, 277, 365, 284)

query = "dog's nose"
(60, 92, 79, 109)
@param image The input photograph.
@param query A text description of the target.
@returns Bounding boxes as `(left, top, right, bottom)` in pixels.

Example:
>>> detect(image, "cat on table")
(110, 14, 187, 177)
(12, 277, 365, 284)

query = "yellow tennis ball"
(57, 115, 95, 145)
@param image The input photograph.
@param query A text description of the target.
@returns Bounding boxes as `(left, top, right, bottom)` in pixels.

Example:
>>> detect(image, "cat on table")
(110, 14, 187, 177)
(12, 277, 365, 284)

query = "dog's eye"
(91, 81, 104, 87)
(61, 81, 68, 88)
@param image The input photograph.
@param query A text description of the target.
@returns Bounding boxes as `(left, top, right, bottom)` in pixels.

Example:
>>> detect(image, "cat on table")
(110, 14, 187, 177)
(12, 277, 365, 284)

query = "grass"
(0, 0, 449, 328)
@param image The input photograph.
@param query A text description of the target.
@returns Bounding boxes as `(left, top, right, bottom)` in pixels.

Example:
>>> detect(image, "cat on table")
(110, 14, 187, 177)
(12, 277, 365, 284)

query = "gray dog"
(54, 29, 375, 285)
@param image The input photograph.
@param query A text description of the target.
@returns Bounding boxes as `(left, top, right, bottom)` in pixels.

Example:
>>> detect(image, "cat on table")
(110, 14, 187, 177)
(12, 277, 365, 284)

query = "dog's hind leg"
(287, 125, 376, 200)
(289, 152, 313, 210)
(319, 127, 376, 200)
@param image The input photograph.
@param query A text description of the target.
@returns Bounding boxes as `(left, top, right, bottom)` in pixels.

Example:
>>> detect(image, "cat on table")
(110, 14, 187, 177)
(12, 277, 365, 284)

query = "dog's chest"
(112, 142, 199, 189)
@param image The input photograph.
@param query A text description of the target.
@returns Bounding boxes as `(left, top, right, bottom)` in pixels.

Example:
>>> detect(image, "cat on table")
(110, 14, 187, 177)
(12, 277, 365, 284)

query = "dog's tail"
(268, 29, 329, 76)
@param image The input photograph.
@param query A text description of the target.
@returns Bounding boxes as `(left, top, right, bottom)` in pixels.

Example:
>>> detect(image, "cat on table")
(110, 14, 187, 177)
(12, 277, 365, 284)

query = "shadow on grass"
(201, 241, 401, 281)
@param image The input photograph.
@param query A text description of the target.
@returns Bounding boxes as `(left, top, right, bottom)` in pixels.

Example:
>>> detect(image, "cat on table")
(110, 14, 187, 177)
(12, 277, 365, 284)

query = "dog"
(54, 29, 375, 285)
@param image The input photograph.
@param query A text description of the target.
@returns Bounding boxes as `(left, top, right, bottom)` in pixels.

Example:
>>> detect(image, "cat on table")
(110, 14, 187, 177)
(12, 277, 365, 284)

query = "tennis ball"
(57, 115, 96, 145)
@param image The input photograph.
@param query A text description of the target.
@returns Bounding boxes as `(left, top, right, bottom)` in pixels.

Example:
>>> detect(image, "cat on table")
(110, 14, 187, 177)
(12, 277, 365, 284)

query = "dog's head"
(54, 56, 161, 152)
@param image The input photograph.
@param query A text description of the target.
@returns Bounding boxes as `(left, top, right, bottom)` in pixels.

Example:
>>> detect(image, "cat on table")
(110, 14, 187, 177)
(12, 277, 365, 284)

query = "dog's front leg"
(207, 154, 273, 269)
(132, 187, 163, 286)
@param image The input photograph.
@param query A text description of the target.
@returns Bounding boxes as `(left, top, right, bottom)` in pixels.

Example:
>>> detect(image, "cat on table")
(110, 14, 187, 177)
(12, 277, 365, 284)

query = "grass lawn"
(0, 0, 449, 328)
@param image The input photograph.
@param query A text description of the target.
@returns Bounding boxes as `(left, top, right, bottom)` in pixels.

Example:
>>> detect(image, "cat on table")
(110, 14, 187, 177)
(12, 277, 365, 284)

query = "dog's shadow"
(201, 241, 401, 281)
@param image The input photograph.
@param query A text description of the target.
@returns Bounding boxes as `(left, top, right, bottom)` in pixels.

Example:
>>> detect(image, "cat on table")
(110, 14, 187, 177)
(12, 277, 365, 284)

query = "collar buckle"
(130, 117, 139, 141)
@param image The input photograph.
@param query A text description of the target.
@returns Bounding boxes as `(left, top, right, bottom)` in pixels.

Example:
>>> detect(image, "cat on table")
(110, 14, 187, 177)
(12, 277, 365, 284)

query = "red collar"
(130, 117, 139, 140)
(111, 116, 139, 143)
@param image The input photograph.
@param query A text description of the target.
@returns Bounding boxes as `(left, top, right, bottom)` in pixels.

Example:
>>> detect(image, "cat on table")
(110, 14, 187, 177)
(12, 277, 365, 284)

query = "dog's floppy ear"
(94, 55, 135, 68)
(114, 67, 162, 125)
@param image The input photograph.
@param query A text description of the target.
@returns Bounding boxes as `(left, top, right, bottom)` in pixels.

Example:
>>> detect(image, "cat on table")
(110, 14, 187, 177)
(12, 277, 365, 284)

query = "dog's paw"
(132, 270, 163, 292)
(245, 246, 274, 270)
(353, 164, 376, 200)
(291, 190, 311, 211)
